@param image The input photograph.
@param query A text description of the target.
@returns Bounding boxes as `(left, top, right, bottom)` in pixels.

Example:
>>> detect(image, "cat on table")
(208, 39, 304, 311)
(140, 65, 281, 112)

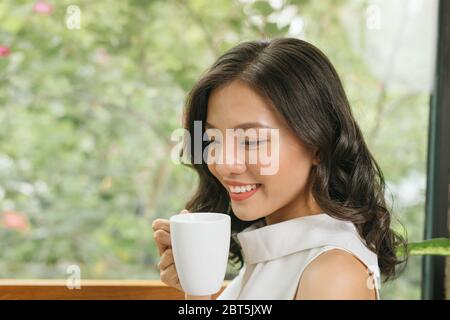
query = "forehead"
(206, 80, 281, 128)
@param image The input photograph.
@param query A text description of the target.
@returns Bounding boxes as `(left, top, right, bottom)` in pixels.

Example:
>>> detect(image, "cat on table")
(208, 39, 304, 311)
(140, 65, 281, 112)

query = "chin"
(232, 207, 265, 222)
(231, 208, 250, 221)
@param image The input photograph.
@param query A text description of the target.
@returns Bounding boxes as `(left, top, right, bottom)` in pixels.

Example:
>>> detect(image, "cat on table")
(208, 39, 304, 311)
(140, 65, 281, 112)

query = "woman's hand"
(152, 209, 189, 292)
(152, 210, 213, 300)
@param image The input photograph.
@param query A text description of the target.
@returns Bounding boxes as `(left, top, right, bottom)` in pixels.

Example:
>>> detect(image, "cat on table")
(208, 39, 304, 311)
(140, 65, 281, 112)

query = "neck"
(265, 190, 323, 226)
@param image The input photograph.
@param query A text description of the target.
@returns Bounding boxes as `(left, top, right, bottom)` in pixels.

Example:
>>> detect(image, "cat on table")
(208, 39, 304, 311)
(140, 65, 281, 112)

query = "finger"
(152, 219, 170, 233)
(173, 276, 183, 292)
(152, 209, 189, 232)
(155, 239, 165, 257)
(152, 211, 189, 255)
(161, 263, 178, 284)
(158, 249, 175, 271)
(153, 229, 171, 256)
(154, 229, 171, 248)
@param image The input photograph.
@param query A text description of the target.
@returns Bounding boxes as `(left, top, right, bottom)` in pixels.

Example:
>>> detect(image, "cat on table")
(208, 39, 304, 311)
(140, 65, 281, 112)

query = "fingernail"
(180, 209, 189, 214)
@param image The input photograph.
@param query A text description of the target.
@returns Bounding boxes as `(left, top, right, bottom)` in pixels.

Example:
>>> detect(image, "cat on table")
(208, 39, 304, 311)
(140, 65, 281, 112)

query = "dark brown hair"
(181, 38, 408, 282)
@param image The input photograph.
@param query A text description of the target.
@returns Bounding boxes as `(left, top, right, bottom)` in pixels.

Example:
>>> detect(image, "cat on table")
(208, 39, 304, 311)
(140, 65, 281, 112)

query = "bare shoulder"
(295, 249, 376, 300)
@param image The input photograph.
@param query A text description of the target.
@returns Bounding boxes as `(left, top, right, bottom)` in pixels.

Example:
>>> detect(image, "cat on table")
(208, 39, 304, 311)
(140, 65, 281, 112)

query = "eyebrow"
(205, 121, 275, 130)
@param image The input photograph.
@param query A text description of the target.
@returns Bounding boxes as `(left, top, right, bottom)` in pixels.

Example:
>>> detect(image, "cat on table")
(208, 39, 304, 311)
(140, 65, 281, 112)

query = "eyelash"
(244, 140, 266, 147)
(205, 139, 267, 147)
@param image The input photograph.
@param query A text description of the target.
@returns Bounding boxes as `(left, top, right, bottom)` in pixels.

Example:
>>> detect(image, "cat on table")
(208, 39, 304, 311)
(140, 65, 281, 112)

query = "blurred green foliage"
(0, 0, 434, 299)
(398, 238, 450, 257)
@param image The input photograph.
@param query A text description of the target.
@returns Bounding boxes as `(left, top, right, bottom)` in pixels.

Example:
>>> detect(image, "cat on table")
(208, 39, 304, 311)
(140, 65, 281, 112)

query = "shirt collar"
(235, 213, 361, 264)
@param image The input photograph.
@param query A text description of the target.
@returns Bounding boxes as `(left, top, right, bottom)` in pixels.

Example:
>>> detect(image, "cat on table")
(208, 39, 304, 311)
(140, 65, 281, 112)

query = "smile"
(228, 184, 262, 201)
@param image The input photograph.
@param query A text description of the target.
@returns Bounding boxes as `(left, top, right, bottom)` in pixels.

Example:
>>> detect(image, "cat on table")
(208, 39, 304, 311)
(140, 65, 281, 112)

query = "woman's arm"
(295, 249, 377, 300)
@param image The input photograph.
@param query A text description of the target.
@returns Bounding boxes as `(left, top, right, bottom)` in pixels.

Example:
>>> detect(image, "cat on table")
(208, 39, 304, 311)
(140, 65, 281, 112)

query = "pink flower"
(2, 210, 30, 233)
(0, 45, 10, 57)
(32, 1, 53, 15)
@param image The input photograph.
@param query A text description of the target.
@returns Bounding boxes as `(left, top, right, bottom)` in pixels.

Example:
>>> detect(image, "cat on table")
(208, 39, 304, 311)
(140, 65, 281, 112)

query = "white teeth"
(230, 184, 258, 193)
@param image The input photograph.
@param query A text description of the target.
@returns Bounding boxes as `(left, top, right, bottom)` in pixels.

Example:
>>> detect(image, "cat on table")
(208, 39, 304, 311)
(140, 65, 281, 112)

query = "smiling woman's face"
(205, 80, 322, 225)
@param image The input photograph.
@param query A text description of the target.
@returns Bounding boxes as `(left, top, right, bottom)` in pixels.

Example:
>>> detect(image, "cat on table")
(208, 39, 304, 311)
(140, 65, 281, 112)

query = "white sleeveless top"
(217, 213, 381, 300)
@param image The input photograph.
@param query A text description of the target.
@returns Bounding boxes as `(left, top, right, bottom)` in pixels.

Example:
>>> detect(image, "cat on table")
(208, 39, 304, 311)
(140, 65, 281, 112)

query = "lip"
(223, 180, 259, 186)
(228, 184, 262, 202)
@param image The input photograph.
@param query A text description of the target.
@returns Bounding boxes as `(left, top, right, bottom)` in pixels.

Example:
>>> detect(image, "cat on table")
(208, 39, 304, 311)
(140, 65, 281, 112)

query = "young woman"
(152, 37, 408, 300)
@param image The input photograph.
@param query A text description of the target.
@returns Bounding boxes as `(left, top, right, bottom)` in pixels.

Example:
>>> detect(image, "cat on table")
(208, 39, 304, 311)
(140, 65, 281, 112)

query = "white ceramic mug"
(169, 212, 231, 296)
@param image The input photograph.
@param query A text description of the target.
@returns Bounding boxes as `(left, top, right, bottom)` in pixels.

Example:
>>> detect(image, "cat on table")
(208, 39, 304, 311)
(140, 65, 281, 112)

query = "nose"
(213, 137, 247, 176)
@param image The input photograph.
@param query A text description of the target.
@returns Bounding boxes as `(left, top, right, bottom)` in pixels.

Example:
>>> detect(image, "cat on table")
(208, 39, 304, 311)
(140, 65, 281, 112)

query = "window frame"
(0, 280, 228, 300)
(422, 0, 450, 300)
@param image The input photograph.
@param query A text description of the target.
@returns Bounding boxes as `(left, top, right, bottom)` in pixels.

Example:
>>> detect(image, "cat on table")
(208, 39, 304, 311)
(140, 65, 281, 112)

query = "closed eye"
(242, 140, 267, 147)
(204, 139, 267, 147)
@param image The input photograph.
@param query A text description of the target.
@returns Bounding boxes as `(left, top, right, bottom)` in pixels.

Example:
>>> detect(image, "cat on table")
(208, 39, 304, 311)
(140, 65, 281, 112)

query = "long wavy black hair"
(180, 37, 408, 282)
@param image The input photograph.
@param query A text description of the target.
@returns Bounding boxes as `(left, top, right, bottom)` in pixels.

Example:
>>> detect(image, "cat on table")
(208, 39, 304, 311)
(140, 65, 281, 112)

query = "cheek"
(261, 145, 313, 195)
